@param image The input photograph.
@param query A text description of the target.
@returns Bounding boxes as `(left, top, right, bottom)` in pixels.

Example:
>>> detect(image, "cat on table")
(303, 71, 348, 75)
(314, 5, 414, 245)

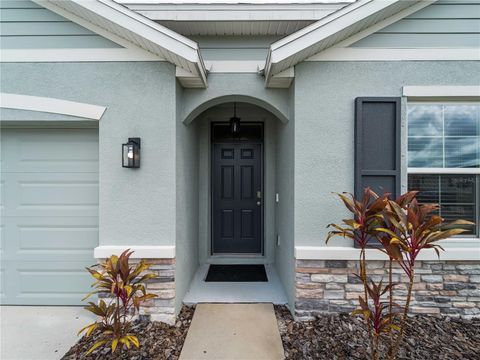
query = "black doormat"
(205, 264, 268, 282)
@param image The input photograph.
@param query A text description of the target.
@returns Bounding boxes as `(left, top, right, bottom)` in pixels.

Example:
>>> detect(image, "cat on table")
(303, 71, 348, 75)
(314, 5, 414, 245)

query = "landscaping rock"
(61, 306, 194, 360)
(275, 305, 480, 360)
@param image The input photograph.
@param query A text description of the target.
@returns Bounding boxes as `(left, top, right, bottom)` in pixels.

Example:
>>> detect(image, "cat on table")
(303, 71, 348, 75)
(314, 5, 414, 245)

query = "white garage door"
(1, 128, 99, 305)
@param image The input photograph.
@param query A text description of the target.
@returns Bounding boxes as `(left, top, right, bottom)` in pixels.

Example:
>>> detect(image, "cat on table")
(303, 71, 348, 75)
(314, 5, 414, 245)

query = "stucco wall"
(175, 81, 199, 313)
(293, 61, 480, 248)
(274, 84, 296, 310)
(1, 62, 178, 248)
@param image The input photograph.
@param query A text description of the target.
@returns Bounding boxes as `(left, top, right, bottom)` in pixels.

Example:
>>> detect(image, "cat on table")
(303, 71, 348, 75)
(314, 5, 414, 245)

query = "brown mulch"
(275, 305, 480, 360)
(62, 306, 194, 360)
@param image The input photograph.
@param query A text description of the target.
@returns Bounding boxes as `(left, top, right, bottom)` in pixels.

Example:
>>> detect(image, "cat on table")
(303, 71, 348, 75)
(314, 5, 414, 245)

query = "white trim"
(0, 93, 106, 120)
(306, 48, 480, 61)
(403, 86, 480, 99)
(120, 1, 351, 21)
(408, 168, 480, 175)
(35, 0, 207, 87)
(94, 245, 175, 259)
(265, 0, 417, 80)
(333, 1, 435, 48)
(0, 49, 162, 62)
(295, 245, 480, 261)
(204, 61, 264, 73)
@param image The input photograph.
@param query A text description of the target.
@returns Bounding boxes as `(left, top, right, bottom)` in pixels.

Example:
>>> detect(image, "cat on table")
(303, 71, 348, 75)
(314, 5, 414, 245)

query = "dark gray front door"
(212, 142, 263, 254)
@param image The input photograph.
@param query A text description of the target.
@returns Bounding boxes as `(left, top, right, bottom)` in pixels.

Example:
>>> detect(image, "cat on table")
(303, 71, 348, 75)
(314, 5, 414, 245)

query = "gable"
(0, 0, 121, 48)
(350, 0, 480, 48)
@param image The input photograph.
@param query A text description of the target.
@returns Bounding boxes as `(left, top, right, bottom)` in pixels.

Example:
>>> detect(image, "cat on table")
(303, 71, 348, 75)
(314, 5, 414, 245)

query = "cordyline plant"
(78, 249, 158, 355)
(327, 188, 473, 360)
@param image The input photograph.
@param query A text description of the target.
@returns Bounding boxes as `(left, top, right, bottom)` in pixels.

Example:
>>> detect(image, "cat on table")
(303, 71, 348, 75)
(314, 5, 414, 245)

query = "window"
(407, 103, 480, 236)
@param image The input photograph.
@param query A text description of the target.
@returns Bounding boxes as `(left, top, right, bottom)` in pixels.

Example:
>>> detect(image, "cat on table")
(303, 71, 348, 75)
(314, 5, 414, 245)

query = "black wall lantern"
(122, 137, 141, 168)
(230, 102, 241, 136)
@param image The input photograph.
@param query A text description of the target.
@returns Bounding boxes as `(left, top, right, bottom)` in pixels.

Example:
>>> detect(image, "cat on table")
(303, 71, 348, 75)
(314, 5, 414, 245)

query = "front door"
(212, 129, 263, 254)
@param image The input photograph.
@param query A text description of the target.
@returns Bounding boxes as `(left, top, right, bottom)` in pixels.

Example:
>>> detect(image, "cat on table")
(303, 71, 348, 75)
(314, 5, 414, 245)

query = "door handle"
(256, 201, 261, 206)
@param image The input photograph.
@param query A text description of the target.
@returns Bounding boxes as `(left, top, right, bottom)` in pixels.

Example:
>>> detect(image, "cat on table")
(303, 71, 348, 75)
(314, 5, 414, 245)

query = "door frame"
(210, 122, 265, 256)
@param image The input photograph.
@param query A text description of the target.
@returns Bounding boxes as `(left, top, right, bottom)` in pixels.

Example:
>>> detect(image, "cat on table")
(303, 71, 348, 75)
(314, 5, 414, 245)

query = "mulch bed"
(62, 306, 194, 360)
(275, 305, 480, 360)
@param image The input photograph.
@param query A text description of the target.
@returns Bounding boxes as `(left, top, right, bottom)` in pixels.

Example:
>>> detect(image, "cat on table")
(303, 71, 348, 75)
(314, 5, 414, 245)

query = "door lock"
(256, 190, 262, 199)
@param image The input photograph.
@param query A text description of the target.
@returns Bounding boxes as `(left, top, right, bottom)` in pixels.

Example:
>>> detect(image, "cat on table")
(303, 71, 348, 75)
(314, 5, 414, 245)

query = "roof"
(36, 0, 207, 87)
(29, 0, 447, 89)
(264, 0, 434, 85)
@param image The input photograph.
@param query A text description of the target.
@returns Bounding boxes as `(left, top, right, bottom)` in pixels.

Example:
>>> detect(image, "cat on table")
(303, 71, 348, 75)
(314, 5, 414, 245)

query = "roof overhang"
(35, 0, 207, 88)
(117, 1, 352, 36)
(264, 0, 435, 87)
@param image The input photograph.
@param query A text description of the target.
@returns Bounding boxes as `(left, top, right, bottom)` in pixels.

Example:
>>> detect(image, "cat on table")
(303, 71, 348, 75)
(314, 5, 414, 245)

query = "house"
(1, 0, 479, 324)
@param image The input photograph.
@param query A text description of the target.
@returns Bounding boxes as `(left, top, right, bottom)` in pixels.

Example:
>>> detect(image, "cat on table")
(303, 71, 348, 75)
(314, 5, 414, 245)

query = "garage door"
(1, 128, 99, 305)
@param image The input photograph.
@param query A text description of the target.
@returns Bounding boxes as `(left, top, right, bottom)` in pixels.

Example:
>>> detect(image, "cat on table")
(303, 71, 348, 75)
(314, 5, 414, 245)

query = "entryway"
(183, 264, 287, 304)
(177, 98, 292, 310)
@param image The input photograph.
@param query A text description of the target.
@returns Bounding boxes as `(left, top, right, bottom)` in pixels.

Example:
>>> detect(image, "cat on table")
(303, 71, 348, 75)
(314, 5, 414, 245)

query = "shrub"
(78, 249, 158, 355)
(327, 189, 472, 360)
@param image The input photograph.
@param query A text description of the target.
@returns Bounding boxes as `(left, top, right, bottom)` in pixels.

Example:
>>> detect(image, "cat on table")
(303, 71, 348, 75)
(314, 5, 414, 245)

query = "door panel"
(213, 143, 262, 254)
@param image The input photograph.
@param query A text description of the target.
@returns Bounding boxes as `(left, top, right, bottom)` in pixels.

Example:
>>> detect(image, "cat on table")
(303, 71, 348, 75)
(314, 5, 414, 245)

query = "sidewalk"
(180, 303, 284, 360)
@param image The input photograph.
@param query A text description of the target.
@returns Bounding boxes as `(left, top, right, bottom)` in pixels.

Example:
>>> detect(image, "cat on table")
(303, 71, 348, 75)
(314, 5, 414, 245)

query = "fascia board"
(68, 0, 200, 62)
(265, 0, 408, 79)
(271, 0, 399, 62)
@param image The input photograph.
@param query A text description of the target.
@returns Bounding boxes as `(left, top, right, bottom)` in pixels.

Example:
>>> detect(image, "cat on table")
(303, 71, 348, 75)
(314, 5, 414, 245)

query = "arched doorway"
(177, 99, 292, 306)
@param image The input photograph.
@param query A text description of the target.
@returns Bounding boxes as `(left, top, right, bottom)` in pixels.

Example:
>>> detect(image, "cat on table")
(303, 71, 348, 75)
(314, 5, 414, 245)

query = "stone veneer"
(295, 260, 480, 320)
(98, 258, 176, 325)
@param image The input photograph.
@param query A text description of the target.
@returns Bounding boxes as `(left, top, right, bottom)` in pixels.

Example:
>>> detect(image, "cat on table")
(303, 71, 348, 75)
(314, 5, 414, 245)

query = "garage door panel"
(1, 128, 98, 173)
(2, 172, 98, 217)
(2, 261, 93, 305)
(1, 128, 98, 305)
(2, 216, 97, 262)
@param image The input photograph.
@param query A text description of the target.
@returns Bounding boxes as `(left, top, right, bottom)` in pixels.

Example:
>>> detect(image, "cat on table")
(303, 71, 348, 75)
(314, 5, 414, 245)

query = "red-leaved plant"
(78, 249, 158, 355)
(327, 189, 473, 360)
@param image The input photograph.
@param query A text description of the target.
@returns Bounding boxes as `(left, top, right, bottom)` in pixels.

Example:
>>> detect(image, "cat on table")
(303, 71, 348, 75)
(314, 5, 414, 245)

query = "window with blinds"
(407, 103, 480, 237)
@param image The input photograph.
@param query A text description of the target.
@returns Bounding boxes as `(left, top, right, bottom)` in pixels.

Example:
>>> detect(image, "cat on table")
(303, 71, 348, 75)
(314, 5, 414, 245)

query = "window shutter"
(355, 97, 401, 200)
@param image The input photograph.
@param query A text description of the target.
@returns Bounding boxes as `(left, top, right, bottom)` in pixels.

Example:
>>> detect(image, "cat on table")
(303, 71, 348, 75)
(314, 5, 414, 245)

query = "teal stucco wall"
(0, 61, 177, 248)
(293, 61, 480, 249)
(175, 81, 200, 314)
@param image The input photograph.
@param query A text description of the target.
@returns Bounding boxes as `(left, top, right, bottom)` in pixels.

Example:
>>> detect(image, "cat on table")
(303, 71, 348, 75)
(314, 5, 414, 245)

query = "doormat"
(205, 264, 268, 282)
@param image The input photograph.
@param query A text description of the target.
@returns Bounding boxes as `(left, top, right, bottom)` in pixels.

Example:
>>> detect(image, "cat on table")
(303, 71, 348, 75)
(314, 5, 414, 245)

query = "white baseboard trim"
(295, 246, 480, 261)
(94, 245, 175, 259)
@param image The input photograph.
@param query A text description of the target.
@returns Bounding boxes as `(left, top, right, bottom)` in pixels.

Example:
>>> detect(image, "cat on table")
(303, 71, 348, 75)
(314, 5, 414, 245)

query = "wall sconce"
(122, 138, 140, 168)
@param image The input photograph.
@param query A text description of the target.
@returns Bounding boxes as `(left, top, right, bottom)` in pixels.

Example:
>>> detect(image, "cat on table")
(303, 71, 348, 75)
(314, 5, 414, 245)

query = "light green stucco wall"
(0, 62, 178, 247)
(293, 61, 480, 249)
(274, 83, 296, 311)
(175, 81, 200, 314)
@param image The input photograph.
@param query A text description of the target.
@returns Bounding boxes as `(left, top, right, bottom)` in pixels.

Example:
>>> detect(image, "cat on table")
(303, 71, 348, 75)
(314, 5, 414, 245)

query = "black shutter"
(355, 97, 401, 200)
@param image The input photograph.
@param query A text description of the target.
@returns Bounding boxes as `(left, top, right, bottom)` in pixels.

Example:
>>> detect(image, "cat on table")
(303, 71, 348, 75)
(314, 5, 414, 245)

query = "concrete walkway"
(0, 306, 95, 360)
(180, 303, 284, 360)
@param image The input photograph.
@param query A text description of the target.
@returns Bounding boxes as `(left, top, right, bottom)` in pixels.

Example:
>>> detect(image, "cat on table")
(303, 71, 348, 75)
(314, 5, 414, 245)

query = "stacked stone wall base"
(295, 260, 480, 320)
